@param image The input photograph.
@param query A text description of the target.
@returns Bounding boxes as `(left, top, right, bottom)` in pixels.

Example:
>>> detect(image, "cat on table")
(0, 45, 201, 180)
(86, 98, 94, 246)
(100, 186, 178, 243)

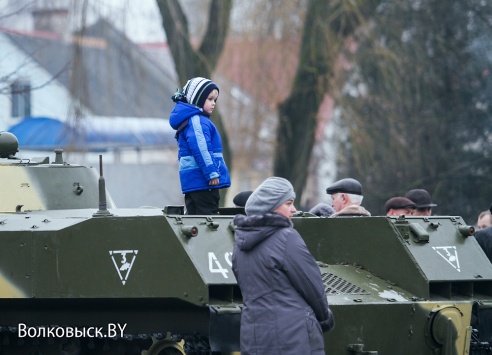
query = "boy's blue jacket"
(169, 102, 231, 194)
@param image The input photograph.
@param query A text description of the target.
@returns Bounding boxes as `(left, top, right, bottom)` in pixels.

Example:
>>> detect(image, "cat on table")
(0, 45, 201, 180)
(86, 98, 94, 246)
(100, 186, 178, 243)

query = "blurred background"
(0, 0, 491, 225)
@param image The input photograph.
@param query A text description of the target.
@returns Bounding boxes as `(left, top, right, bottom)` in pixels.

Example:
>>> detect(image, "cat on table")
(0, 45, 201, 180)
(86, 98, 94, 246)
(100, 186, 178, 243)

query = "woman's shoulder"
(234, 213, 293, 228)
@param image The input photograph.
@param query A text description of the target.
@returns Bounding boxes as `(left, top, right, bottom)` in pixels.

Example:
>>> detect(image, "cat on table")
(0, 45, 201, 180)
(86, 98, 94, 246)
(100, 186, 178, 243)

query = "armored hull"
(0, 131, 491, 354)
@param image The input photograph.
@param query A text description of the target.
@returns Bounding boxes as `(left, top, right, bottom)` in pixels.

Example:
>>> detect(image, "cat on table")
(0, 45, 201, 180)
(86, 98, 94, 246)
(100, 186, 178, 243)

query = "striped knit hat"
(182, 77, 219, 108)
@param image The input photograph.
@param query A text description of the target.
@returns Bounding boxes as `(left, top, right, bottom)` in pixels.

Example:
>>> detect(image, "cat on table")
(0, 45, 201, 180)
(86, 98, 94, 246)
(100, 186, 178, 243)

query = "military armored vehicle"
(0, 130, 491, 354)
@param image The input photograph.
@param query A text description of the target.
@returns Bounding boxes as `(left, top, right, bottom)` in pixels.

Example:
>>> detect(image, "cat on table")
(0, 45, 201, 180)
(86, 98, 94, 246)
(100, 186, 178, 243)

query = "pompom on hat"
(172, 77, 219, 109)
(245, 177, 296, 216)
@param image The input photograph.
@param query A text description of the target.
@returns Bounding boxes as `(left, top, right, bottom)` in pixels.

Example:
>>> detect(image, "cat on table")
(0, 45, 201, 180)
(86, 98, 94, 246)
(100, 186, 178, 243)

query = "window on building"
(11, 81, 31, 118)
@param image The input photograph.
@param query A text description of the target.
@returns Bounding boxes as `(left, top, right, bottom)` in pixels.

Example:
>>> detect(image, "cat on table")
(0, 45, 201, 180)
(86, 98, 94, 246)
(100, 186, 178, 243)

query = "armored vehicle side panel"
(0, 132, 491, 354)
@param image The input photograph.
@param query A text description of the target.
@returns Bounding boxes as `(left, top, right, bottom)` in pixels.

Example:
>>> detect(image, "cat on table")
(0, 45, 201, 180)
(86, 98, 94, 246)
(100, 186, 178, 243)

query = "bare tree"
(274, 0, 377, 204)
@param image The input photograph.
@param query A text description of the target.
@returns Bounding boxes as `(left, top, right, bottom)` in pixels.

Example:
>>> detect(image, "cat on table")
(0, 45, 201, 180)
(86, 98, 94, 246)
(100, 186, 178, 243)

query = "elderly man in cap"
(405, 189, 437, 216)
(385, 197, 416, 216)
(326, 178, 371, 217)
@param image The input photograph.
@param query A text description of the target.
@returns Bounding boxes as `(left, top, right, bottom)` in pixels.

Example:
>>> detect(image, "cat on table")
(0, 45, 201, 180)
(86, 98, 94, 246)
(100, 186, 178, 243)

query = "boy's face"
(203, 89, 219, 115)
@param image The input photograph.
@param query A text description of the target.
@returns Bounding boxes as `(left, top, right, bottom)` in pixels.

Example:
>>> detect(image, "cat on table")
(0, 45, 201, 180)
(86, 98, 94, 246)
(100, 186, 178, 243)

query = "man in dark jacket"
(475, 226, 492, 263)
(232, 177, 334, 355)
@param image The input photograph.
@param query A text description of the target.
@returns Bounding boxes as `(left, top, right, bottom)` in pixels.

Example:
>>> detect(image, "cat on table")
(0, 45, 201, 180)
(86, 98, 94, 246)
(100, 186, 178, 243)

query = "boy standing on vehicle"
(170, 77, 231, 215)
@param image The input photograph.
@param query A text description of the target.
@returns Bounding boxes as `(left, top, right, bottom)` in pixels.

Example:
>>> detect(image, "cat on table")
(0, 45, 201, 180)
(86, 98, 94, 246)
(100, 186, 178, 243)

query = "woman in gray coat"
(232, 177, 334, 355)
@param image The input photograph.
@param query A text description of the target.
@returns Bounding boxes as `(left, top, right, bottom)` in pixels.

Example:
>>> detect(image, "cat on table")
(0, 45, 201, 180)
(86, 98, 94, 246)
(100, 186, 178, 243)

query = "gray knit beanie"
(245, 177, 296, 216)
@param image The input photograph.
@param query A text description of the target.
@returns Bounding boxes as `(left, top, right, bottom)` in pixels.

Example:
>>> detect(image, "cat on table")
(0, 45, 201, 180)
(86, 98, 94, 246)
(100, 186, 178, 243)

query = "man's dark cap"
(385, 197, 416, 213)
(405, 189, 437, 208)
(233, 191, 253, 207)
(326, 178, 362, 196)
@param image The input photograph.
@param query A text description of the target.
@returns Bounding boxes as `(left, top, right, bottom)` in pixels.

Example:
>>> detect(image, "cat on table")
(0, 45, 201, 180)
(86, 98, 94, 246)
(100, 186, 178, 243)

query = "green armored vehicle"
(0, 130, 491, 354)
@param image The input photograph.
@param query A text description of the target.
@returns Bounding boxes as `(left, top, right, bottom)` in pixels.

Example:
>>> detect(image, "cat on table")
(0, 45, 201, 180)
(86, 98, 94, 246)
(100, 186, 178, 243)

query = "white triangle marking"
(109, 250, 138, 285)
(432, 246, 460, 272)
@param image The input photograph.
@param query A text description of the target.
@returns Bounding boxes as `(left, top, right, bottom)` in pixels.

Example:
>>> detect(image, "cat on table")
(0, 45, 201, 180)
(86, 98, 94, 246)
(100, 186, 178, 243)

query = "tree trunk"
(274, 0, 377, 205)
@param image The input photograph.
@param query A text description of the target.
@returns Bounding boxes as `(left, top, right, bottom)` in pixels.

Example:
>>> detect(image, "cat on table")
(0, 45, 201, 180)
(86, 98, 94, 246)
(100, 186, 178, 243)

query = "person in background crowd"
(169, 77, 231, 215)
(232, 177, 334, 354)
(477, 210, 492, 231)
(385, 197, 416, 216)
(309, 202, 336, 217)
(325, 178, 371, 217)
(474, 226, 492, 263)
(405, 189, 437, 216)
(232, 190, 253, 207)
